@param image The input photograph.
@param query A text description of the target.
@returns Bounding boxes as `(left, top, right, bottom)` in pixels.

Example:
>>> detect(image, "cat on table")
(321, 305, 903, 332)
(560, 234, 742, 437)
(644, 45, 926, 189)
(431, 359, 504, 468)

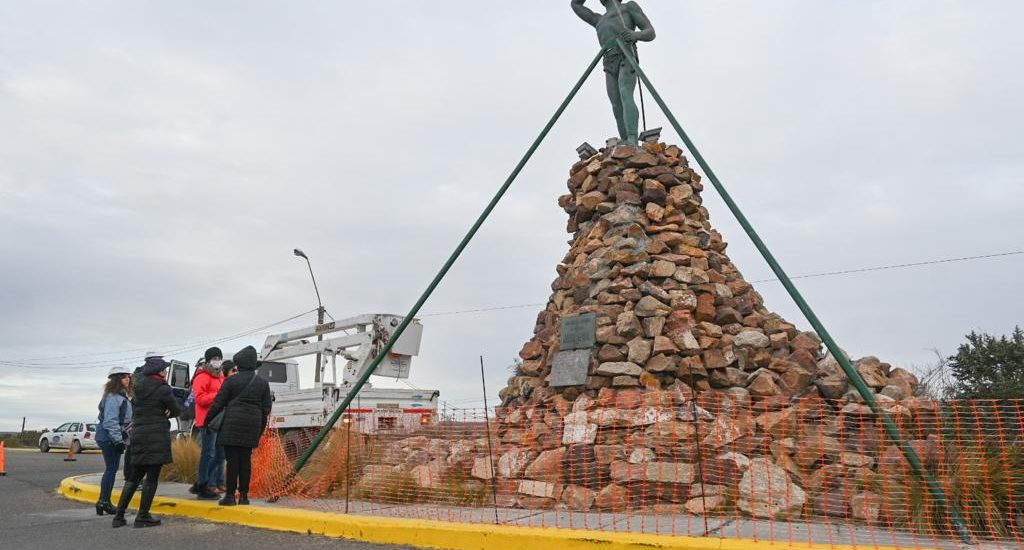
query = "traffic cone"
(0, 441, 7, 476)
(63, 444, 76, 462)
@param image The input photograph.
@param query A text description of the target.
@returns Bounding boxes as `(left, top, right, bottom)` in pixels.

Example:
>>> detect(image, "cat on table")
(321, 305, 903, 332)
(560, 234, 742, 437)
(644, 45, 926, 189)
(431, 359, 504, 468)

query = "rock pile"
(485, 141, 926, 519)
(346, 142, 933, 525)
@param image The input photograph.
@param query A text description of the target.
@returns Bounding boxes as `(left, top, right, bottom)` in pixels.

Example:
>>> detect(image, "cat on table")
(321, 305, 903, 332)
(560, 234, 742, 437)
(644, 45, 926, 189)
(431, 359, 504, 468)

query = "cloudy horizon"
(2, 1, 1022, 432)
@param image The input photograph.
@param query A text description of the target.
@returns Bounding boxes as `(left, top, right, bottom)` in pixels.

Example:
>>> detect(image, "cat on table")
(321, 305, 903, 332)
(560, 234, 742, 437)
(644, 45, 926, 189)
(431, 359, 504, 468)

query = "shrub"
(0, 431, 43, 448)
(160, 436, 201, 483)
(356, 470, 424, 504)
(866, 441, 1024, 539)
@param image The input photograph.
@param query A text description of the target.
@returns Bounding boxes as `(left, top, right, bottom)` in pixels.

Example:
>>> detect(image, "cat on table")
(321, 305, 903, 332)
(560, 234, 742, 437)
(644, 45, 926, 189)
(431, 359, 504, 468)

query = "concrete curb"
(59, 475, 931, 550)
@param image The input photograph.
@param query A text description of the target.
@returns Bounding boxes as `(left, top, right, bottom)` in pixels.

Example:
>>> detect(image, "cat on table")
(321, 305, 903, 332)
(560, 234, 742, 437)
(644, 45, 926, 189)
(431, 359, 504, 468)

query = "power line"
(748, 250, 1022, 284)
(420, 249, 1022, 317)
(2, 250, 1018, 368)
(420, 303, 546, 318)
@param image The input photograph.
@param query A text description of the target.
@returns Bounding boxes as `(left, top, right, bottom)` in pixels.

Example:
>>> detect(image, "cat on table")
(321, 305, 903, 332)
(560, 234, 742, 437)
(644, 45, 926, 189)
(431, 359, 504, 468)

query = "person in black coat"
(206, 345, 272, 506)
(112, 355, 182, 528)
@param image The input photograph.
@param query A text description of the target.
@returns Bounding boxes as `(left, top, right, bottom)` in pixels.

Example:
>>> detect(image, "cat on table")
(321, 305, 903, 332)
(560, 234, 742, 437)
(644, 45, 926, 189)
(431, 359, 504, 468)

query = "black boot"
(96, 500, 116, 515)
(112, 481, 139, 528)
(218, 493, 236, 506)
(133, 481, 162, 528)
(237, 492, 250, 506)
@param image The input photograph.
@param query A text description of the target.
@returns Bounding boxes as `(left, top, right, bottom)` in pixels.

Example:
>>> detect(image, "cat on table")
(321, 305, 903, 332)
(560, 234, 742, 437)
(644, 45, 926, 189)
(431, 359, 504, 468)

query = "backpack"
(180, 390, 196, 421)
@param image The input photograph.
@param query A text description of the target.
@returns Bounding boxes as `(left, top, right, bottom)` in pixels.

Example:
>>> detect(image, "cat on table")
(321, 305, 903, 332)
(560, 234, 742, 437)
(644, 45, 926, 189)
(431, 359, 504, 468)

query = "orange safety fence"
(249, 398, 1024, 549)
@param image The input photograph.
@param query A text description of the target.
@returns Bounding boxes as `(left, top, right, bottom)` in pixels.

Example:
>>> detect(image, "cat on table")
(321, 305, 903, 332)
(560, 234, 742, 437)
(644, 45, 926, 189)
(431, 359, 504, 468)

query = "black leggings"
(224, 445, 253, 495)
(127, 463, 162, 484)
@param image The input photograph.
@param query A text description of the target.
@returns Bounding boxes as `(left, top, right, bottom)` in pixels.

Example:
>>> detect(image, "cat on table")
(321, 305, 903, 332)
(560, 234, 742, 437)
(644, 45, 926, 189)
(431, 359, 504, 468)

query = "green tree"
(946, 326, 1024, 400)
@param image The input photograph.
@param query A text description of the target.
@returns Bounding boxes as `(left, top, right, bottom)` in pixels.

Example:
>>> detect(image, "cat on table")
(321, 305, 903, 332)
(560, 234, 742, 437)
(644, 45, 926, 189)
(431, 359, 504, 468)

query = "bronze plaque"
(550, 349, 591, 387)
(560, 313, 597, 350)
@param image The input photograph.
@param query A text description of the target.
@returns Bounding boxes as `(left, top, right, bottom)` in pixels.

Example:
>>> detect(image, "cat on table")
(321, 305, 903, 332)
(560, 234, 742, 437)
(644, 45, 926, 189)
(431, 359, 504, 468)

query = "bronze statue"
(571, 0, 655, 146)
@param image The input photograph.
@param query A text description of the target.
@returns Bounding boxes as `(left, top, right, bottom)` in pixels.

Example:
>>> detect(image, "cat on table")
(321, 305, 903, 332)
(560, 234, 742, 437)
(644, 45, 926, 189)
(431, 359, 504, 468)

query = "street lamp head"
(293, 248, 308, 260)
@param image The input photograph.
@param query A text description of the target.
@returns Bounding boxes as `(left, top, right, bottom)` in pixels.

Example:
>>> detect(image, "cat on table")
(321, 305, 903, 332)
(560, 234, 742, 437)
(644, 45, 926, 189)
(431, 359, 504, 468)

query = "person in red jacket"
(190, 347, 226, 499)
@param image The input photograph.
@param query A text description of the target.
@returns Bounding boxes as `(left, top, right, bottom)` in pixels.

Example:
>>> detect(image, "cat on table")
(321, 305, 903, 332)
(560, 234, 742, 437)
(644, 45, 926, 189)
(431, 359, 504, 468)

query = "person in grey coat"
(206, 345, 272, 506)
(111, 355, 181, 528)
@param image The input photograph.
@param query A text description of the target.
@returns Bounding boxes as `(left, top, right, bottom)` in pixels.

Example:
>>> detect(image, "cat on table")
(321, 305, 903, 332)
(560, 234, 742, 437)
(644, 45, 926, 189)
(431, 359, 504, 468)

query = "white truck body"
(171, 314, 439, 442)
(262, 313, 440, 442)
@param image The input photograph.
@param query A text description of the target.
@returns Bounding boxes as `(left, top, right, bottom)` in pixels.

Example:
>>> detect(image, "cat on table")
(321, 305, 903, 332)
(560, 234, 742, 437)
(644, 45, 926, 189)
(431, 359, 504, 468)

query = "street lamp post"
(293, 248, 326, 385)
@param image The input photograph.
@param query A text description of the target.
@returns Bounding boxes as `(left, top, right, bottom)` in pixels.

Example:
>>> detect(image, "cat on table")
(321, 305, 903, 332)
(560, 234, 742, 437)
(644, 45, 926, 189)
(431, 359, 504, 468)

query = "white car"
(38, 421, 100, 453)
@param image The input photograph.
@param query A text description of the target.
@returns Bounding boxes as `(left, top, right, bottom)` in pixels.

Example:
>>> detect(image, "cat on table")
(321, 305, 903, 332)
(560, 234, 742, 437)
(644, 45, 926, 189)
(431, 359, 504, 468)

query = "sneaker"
(218, 494, 236, 506)
(196, 486, 219, 501)
(214, 485, 227, 493)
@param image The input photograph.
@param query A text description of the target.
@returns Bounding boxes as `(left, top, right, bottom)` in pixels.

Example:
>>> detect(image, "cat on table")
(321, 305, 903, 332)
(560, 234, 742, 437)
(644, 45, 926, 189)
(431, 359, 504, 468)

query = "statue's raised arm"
(571, 0, 600, 27)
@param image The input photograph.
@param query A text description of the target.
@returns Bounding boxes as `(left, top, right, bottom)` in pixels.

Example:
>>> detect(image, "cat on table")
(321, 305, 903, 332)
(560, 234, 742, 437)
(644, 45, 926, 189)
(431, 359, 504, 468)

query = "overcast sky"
(1, 1, 1021, 431)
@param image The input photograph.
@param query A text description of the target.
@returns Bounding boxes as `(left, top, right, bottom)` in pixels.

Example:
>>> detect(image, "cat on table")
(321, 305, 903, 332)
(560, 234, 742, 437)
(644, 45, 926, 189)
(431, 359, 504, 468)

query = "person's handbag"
(207, 374, 257, 433)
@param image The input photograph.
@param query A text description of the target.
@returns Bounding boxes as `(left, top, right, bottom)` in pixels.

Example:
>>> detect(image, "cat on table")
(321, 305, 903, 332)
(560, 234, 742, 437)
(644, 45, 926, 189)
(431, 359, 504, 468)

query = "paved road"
(0, 449, 412, 549)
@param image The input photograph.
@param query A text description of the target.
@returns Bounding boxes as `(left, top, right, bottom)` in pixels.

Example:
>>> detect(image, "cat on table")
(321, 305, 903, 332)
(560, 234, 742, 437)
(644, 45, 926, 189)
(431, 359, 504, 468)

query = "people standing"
(190, 347, 226, 500)
(95, 366, 134, 515)
(111, 355, 181, 528)
(206, 346, 272, 506)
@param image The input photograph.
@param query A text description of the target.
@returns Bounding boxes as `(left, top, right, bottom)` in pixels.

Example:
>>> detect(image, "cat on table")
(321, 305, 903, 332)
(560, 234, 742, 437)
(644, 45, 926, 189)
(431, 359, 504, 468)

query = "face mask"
(209, 360, 224, 368)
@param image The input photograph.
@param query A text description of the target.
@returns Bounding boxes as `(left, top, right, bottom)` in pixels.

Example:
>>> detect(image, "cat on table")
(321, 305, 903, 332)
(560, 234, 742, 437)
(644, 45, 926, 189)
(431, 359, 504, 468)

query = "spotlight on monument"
(606, 137, 621, 149)
(640, 127, 663, 144)
(576, 142, 598, 160)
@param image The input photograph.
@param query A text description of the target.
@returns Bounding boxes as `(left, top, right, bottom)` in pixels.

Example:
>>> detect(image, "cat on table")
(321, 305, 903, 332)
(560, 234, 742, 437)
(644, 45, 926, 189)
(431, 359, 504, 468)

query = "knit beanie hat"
(204, 346, 224, 362)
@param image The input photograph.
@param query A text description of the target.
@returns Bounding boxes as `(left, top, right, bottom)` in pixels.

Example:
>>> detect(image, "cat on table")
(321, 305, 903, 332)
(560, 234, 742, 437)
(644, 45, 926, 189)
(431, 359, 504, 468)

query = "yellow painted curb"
(59, 475, 935, 550)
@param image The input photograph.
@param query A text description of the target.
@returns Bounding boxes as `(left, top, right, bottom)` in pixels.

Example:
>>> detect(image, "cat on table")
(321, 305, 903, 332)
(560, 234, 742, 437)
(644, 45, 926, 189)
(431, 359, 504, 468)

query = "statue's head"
(600, 0, 623, 7)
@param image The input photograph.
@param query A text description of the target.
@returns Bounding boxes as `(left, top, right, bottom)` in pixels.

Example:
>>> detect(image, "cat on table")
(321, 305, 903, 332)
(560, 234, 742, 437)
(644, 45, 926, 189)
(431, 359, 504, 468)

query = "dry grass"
(866, 440, 1024, 539)
(160, 436, 201, 483)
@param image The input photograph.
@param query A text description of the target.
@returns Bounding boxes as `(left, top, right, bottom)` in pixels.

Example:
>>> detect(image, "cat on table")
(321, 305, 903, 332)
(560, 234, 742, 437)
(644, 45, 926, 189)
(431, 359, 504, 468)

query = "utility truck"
(170, 313, 439, 455)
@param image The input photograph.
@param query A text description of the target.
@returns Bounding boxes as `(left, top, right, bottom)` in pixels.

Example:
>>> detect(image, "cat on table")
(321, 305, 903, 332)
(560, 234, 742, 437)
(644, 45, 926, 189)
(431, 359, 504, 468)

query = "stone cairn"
(487, 141, 929, 520)
(352, 141, 934, 525)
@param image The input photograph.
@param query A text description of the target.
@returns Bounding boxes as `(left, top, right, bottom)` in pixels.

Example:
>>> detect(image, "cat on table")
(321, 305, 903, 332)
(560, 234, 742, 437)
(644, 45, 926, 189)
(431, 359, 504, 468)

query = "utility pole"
(21, 417, 26, 434)
(293, 248, 326, 385)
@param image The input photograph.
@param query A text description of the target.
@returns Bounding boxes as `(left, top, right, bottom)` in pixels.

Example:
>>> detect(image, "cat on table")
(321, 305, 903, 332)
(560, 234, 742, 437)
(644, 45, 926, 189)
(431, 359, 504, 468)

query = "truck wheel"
(281, 428, 319, 460)
(281, 431, 302, 460)
(40, 439, 50, 453)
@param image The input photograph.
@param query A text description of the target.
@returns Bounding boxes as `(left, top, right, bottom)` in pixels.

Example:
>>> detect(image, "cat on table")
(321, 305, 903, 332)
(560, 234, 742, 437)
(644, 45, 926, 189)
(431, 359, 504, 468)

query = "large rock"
(737, 458, 806, 519)
(635, 295, 671, 317)
(471, 457, 495, 480)
(410, 459, 448, 489)
(562, 412, 598, 444)
(735, 330, 770, 349)
(594, 484, 630, 511)
(524, 447, 565, 482)
(685, 495, 725, 515)
(850, 492, 882, 524)
(596, 362, 643, 377)
(855, 357, 889, 388)
(562, 485, 597, 511)
(610, 461, 695, 484)
(518, 479, 562, 499)
(498, 448, 537, 478)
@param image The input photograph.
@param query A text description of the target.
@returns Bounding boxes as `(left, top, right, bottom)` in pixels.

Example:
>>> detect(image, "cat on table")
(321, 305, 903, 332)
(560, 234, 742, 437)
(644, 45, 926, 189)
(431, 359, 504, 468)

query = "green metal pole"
(613, 39, 972, 542)
(292, 48, 606, 474)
